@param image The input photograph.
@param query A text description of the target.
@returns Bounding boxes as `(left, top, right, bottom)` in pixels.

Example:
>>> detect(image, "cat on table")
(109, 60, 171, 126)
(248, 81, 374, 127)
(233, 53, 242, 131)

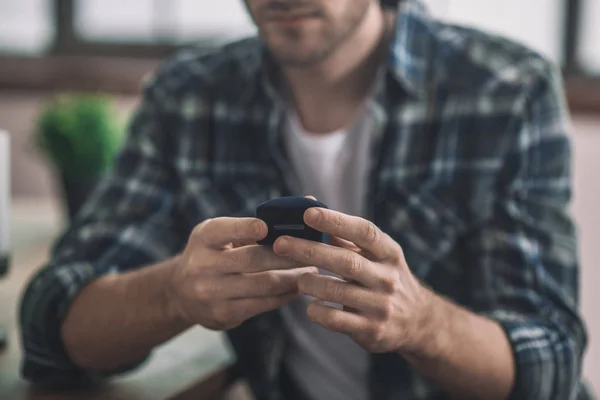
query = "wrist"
(162, 255, 192, 329)
(400, 287, 450, 361)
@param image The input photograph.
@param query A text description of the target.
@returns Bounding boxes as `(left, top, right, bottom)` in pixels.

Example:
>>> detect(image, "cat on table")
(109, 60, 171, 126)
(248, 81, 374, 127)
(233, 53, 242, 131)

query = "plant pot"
(0, 254, 9, 278)
(60, 176, 99, 220)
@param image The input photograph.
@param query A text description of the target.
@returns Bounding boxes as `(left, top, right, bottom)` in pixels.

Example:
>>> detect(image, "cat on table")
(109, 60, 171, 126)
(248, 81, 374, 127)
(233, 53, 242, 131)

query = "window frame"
(50, 0, 588, 68)
(563, 0, 582, 74)
(50, 0, 198, 58)
(1, 0, 599, 113)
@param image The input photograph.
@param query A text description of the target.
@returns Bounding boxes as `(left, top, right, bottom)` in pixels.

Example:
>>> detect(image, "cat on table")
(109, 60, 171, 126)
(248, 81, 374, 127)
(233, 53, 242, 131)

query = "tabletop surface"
(0, 199, 236, 400)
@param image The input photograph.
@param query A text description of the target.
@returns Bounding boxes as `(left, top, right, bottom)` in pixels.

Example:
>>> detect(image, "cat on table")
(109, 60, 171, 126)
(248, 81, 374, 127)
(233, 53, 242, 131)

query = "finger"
(196, 218, 267, 249)
(298, 274, 383, 315)
(230, 292, 299, 320)
(221, 245, 308, 273)
(305, 195, 317, 201)
(273, 237, 387, 289)
(327, 236, 362, 253)
(304, 209, 398, 261)
(306, 300, 370, 336)
(231, 238, 261, 248)
(224, 267, 318, 299)
(328, 236, 379, 263)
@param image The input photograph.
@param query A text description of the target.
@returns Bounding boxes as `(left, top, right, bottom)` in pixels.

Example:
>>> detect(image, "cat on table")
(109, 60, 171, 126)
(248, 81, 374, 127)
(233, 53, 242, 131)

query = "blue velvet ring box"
(256, 196, 328, 246)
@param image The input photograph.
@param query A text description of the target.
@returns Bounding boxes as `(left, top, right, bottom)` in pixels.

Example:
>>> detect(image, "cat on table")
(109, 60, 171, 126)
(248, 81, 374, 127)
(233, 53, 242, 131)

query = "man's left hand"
(272, 207, 437, 356)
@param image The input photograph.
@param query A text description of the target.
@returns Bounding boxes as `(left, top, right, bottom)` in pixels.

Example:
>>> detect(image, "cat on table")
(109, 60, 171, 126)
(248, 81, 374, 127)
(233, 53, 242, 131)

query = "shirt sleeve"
(18, 75, 186, 387)
(467, 62, 588, 399)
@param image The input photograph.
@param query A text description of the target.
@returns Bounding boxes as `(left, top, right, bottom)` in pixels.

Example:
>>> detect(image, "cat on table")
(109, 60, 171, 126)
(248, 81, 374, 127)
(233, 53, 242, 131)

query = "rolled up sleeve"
(19, 263, 145, 386)
(468, 63, 588, 399)
(18, 77, 186, 386)
(484, 310, 585, 399)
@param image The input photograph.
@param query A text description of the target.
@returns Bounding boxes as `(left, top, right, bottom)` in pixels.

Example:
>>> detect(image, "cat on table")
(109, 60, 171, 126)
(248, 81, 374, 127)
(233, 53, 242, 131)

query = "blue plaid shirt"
(20, 1, 591, 399)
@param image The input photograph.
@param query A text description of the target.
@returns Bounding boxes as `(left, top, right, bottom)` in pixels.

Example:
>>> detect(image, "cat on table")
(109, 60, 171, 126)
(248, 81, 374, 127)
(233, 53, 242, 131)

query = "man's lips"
(264, 11, 321, 23)
(266, 15, 319, 29)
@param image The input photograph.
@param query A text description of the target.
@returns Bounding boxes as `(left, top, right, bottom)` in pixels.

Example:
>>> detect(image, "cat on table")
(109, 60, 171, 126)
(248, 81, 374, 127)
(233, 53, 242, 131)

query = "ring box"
(256, 196, 328, 246)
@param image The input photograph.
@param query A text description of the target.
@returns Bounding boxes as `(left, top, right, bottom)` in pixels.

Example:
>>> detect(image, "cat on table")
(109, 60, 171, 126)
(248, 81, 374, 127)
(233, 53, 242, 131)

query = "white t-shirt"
(281, 106, 375, 400)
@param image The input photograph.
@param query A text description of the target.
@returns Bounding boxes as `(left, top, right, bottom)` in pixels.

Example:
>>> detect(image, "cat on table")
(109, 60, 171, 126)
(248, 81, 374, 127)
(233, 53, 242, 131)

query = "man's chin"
(269, 48, 331, 68)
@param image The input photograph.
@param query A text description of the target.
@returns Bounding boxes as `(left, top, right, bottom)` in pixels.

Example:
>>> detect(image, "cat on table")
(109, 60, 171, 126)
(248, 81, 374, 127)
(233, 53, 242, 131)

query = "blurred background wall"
(0, 0, 598, 393)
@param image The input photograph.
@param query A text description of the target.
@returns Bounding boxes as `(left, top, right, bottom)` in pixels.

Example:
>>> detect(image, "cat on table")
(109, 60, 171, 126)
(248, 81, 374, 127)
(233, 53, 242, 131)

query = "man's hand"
(273, 208, 516, 399)
(170, 217, 317, 331)
(272, 208, 435, 356)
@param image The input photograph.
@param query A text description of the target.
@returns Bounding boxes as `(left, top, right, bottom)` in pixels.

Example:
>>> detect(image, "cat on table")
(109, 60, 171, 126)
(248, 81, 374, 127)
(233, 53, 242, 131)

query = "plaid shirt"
(20, 1, 591, 399)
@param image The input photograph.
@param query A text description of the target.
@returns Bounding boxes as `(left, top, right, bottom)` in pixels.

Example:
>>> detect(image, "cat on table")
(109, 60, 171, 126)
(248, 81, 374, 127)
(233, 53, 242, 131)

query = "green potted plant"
(35, 94, 124, 219)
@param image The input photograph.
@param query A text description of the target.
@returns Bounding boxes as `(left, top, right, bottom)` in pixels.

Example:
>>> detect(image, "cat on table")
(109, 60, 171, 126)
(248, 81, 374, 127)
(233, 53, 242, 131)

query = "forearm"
(61, 256, 191, 372)
(402, 290, 515, 400)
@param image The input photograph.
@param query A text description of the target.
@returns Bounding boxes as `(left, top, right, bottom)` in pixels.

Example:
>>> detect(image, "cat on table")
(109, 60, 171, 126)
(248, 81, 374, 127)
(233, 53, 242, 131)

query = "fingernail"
(276, 237, 290, 253)
(252, 220, 266, 237)
(297, 274, 307, 288)
(306, 208, 321, 222)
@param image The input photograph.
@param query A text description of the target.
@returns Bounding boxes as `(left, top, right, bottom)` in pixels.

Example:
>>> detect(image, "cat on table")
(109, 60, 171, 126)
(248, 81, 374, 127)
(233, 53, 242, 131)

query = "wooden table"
(0, 200, 246, 400)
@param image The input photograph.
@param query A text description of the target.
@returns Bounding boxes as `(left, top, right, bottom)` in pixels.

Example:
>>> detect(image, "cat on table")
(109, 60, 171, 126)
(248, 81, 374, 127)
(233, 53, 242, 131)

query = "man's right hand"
(168, 217, 316, 331)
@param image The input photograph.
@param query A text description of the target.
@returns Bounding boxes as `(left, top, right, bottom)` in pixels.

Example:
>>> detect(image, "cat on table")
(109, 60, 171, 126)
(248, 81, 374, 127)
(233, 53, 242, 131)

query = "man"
(19, 0, 591, 399)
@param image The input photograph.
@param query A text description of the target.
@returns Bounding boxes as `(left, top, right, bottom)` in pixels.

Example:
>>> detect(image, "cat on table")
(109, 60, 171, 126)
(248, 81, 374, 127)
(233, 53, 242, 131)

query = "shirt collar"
(387, 0, 439, 98)
(257, 0, 439, 102)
